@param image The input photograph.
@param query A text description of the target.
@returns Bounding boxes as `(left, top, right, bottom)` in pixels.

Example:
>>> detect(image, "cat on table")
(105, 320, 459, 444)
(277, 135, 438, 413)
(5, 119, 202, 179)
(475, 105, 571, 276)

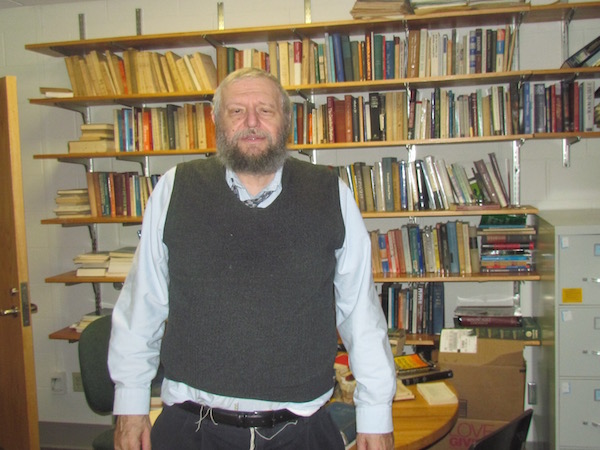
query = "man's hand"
(114, 415, 152, 450)
(356, 432, 394, 450)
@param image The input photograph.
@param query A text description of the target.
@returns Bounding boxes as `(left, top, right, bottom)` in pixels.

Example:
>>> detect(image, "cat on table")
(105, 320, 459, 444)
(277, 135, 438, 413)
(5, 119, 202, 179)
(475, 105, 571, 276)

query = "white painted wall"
(0, 0, 598, 428)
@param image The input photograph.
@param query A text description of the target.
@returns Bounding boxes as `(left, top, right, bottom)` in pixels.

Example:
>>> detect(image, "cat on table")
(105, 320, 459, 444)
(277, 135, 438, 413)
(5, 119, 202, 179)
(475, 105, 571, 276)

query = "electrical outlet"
(72, 372, 84, 392)
(51, 371, 66, 394)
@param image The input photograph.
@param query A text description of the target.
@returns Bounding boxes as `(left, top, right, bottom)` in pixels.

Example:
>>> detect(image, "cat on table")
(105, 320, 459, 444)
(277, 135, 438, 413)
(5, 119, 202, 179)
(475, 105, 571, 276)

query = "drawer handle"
(591, 277, 600, 283)
(582, 350, 600, 356)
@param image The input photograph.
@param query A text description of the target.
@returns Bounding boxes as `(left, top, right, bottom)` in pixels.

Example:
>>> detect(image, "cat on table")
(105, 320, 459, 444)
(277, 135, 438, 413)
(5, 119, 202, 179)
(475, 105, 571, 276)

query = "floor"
(39, 421, 112, 450)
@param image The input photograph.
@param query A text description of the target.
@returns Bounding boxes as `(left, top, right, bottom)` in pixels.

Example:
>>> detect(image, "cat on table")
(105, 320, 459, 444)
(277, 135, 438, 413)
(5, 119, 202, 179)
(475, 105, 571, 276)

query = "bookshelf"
(27, 3, 597, 352)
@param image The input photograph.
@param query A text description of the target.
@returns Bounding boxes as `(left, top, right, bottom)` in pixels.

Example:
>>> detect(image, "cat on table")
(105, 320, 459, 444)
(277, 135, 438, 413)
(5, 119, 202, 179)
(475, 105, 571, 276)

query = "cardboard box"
(429, 418, 507, 450)
(438, 339, 526, 421)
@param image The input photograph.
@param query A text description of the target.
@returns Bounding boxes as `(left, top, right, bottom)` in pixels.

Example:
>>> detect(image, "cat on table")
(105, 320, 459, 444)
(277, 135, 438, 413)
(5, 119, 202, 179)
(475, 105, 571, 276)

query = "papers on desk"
(394, 382, 415, 401)
(417, 381, 458, 405)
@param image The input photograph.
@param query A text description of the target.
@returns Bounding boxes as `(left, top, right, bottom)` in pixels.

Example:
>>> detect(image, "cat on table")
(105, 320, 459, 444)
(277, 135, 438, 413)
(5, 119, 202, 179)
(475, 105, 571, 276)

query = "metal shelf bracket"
(562, 136, 580, 168)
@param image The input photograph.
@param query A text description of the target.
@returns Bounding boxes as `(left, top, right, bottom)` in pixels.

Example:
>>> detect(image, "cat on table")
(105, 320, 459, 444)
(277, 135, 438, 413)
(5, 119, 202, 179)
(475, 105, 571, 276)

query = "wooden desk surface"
(391, 381, 459, 450)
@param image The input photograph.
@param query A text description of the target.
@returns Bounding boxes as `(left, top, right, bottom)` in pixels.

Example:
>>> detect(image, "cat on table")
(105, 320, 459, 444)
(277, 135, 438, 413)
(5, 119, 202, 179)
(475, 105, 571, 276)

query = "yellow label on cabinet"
(562, 288, 583, 303)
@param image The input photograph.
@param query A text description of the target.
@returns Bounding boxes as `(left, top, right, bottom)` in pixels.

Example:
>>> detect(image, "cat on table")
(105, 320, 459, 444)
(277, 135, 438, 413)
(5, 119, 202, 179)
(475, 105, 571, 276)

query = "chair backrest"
(468, 409, 533, 450)
(78, 315, 114, 415)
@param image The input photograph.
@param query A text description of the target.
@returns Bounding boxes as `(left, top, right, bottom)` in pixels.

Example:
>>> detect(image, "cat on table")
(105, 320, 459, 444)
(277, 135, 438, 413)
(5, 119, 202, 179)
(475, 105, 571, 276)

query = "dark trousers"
(151, 404, 346, 450)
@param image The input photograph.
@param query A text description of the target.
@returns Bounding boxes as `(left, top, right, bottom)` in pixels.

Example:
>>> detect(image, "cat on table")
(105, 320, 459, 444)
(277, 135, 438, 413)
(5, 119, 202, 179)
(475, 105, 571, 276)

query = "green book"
(454, 316, 540, 341)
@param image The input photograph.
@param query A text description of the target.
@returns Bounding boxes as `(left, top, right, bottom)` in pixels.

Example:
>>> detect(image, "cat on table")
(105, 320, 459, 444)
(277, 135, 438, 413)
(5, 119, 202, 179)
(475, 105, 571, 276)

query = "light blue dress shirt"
(108, 162, 396, 434)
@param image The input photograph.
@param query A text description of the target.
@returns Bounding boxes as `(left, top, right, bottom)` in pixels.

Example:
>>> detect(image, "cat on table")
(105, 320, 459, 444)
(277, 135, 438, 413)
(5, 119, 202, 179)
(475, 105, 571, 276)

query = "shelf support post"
(217, 2, 225, 30)
(304, 0, 312, 24)
(511, 139, 523, 207)
(87, 224, 98, 253)
(78, 13, 86, 40)
(561, 8, 575, 64)
(92, 282, 102, 315)
(136, 8, 142, 36)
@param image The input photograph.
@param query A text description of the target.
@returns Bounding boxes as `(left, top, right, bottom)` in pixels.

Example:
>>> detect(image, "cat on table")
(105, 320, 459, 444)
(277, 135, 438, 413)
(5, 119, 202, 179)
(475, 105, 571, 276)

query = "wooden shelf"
(362, 205, 538, 218)
(374, 272, 540, 283)
(41, 216, 142, 225)
(25, 3, 600, 57)
(28, 67, 600, 109)
(49, 326, 81, 342)
(45, 271, 126, 284)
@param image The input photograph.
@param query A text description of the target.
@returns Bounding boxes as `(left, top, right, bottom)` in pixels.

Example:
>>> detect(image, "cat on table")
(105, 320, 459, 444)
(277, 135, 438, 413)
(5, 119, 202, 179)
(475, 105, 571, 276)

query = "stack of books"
(453, 294, 540, 340)
(68, 123, 115, 153)
(349, 0, 413, 19)
(477, 214, 536, 273)
(53, 188, 91, 218)
(73, 251, 110, 276)
(69, 308, 112, 333)
(453, 293, 522, 327)
(106, 246, 136, 276)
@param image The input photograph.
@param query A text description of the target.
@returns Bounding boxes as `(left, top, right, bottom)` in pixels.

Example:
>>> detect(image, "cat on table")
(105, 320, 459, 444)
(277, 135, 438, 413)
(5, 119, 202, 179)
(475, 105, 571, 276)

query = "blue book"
(446, 221, 460, 274)
(399, 160, 408, 211)
(523, 81, 532, 134)
(385, 40, 395, 79)
(331, 33, 345, 83)
(378, 233, 390, 274)
(431, 282, 445, 335)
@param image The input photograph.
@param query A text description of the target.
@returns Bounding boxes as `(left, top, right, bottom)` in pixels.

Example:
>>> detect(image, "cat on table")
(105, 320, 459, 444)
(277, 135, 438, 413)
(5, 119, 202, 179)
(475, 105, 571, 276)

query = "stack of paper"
(417, 381, 458, 405)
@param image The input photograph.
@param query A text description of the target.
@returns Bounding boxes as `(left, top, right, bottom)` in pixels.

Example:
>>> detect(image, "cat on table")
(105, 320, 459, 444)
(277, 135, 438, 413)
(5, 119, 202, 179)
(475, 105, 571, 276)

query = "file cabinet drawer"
(558, 379, 600, 448)
(558, 307, 600, 377)
(558, 234, 600, 306)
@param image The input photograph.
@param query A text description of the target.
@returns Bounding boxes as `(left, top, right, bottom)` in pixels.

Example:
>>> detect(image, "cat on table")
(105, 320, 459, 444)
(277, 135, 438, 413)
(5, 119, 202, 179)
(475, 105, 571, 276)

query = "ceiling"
(0, 0, 81, 9)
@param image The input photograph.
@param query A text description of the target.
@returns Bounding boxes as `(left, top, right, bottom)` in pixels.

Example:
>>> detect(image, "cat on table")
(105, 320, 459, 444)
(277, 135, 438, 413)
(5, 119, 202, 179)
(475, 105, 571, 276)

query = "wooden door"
(0, 76, 40, 450)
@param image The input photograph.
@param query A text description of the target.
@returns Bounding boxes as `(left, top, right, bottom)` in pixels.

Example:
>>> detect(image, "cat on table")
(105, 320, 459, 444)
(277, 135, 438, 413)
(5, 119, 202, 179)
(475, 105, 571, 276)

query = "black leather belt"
(176, 401, 301, 428)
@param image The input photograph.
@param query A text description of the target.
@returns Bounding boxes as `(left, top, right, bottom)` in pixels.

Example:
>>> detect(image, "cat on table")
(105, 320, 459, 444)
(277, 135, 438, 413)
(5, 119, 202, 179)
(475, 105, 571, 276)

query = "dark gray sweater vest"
(161, 157, 345, 402)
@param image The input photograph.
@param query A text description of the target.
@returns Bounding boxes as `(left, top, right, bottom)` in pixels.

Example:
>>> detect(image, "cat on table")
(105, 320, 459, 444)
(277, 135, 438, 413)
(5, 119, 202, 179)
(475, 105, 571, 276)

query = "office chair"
(78, 314, 116, 450)
(468, 408, 533, 450)
(78, 314, 164, 450)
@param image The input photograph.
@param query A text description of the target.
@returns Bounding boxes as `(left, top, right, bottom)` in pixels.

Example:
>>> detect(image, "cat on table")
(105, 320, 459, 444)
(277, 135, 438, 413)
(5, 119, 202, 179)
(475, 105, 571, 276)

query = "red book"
(204, 104, 216, 149)
(455, 315, 523, 327)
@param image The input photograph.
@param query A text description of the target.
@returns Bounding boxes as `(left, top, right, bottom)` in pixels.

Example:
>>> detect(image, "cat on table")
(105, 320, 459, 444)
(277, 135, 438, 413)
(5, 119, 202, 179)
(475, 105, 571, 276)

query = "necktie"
(230, 182, 273, 208)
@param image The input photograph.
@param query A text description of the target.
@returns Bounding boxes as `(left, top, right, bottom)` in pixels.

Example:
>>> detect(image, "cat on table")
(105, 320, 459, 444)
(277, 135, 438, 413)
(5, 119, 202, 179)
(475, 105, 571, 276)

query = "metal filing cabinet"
(536, 210, 600, 449)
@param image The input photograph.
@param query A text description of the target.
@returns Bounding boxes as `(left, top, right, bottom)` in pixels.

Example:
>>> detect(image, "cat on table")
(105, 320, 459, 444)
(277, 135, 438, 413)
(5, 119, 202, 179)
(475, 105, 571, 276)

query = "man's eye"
(260, 108, 274, 115)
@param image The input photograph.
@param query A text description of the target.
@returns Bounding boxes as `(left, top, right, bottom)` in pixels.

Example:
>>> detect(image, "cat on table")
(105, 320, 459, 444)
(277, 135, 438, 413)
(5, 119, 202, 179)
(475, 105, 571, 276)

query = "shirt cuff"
(355, 403, 394, 434)
(113, 386, 152, 416)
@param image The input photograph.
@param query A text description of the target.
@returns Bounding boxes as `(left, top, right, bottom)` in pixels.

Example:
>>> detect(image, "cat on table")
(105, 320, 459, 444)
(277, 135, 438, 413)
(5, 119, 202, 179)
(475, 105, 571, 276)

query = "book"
(399, 368, 454, 386)
(394, 352, 434, 375)
(561, 34, 600, 68)
(394, 382, 416, 401)
(417, 381, 458, 405)
(39, 86, 73, 98)
(68, 139, 115, 153)
(458, 316, 540, 340)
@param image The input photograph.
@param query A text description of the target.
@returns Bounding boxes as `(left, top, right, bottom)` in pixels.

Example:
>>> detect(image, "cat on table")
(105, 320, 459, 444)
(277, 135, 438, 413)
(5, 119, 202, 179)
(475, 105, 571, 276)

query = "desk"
(150, 381, 458, 450)
(391, 381, 458, 450)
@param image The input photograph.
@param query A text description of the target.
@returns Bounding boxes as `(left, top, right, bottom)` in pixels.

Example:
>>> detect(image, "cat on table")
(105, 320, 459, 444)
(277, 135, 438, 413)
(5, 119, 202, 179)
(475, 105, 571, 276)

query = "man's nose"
(245, 108, 258, 127)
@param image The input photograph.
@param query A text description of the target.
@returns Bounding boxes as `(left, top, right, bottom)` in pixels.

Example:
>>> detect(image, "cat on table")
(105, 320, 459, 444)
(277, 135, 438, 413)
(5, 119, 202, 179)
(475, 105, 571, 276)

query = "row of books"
(334, 152, 509, 213)
(73, 247, 136, 277)
(531, 80, 597, 134)
(381, 282, 445, 335)
(292, 83, 596, 149)
(370, 221, 480, 276)
(64, 49, 217, 96)
(84, 171, 161, 218)
(262, 24, 516, 89)
(112, 103, 216, 152)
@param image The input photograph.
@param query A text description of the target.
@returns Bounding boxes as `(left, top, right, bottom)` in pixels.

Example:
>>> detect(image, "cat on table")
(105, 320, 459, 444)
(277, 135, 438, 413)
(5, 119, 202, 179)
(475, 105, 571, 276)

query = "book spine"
(455, 315, 524, 327)
(400, 369, 453, 386)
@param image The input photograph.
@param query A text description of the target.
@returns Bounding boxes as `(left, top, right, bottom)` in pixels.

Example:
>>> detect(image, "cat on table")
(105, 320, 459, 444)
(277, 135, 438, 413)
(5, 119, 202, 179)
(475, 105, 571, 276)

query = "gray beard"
(216, 127, 288, 175)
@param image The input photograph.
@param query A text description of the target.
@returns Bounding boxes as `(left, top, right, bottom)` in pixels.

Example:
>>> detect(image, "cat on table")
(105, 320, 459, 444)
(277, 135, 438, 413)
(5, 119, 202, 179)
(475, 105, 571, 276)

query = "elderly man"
(108, 67, 396, 450)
